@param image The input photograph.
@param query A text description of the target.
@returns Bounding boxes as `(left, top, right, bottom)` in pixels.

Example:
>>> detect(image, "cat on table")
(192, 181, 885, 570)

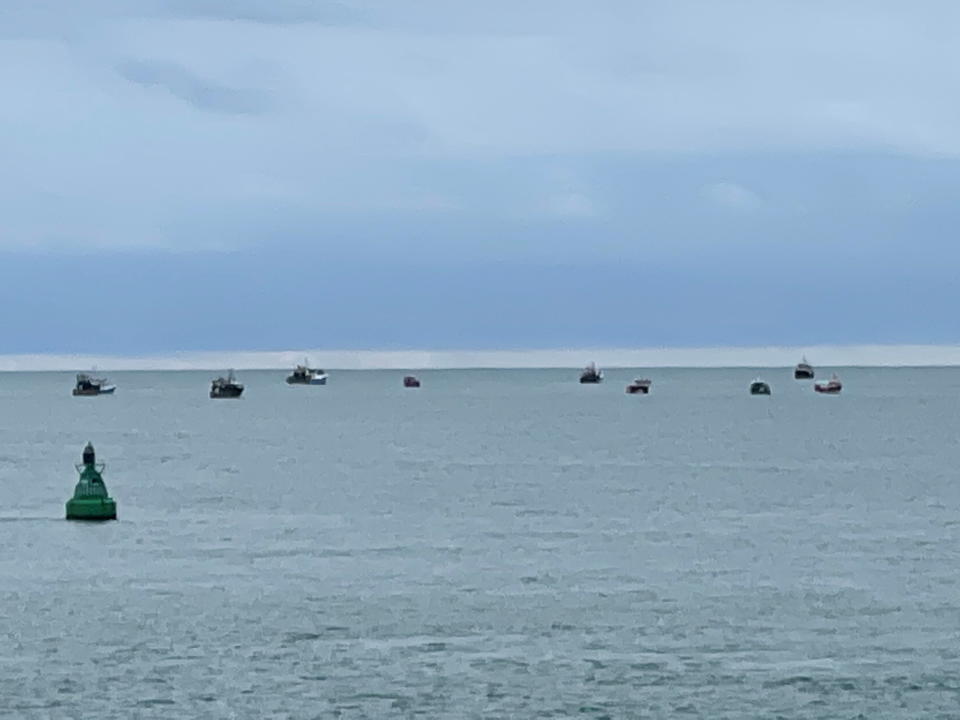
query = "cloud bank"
(2, 1, 959, 354)
(2, 0, 959, 251)
(3, 345, 960, 372)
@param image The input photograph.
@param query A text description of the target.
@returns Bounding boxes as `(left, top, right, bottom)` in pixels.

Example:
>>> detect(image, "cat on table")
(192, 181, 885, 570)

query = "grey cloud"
(117, 59, 272, 114)
(1, 0, 959, 256)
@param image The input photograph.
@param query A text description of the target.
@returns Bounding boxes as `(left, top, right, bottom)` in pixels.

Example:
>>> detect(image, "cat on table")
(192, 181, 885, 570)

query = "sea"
(1, 367, 959, 718)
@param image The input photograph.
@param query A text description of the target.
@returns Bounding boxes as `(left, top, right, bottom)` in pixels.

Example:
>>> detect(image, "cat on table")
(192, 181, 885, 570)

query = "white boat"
(72, 373, 116, 396)
(814, 374, 842, 394)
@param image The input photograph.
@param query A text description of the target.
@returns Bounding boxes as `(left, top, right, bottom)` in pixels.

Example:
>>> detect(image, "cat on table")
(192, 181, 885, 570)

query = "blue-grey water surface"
(2, 368, 959, 718)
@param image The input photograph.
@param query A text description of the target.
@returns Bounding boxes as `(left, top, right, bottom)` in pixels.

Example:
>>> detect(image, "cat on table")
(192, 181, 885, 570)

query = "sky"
(1, 1, 959, 357)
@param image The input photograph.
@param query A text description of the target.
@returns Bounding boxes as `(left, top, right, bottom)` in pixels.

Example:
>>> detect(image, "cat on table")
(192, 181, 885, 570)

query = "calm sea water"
(1, 368, 959, 718)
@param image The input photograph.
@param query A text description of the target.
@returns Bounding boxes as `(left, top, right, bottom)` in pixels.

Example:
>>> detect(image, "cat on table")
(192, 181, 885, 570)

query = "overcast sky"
(1, 1, 957, 354)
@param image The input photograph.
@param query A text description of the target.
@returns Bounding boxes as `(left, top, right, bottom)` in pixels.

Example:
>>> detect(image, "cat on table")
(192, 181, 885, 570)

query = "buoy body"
(66, 443, 117, 521)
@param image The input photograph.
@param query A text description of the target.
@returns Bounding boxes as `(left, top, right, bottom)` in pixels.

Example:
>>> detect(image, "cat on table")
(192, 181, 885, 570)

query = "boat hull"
(794, 370, 815, 379)
(72, 385, 115, 396)
(750, 384, 771, 395)
(814, 386, 841, 394)
(626, 385, 650, 394)
(66, 497, 117, 521)
(286, 376, 327, 385)
(579, 376, 603, 384)
(403, 376, 421, 388)
(210, 387, 244, 398)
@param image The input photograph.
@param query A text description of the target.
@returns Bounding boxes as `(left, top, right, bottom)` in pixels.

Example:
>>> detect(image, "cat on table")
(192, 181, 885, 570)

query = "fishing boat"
(750, 379, 771, 395)
(814, 374, 842, 394)
(403, 375, 421, 388)
(794, 357, 815, 380)
(286, 363, 327, 385)
(210, 370, 244, 398)
(72, 373, 116, 396)
(626, 378, 651, 394)
(579, 362, 603, 384)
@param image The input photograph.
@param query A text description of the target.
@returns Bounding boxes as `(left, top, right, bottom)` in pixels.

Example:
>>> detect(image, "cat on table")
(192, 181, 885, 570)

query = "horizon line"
(2, 344, 960, 371)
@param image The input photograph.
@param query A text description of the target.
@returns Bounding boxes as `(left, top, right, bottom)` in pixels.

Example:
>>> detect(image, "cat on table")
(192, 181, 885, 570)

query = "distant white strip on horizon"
(1, 345, 960, 371)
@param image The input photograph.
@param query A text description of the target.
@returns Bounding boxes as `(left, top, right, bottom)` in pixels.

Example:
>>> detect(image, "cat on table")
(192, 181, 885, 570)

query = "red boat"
(626, 378, 652, 394)
(403, 375, 421, 388)
(814, 374, 842, 394)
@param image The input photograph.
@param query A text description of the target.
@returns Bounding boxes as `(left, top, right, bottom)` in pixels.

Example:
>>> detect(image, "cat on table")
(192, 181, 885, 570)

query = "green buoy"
(65, 442, 117, 521)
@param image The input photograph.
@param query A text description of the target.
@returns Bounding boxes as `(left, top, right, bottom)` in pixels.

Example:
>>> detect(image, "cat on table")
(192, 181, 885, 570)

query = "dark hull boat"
(72, 373, 116, 396)
(626, 378, 651, 394)
(210, 371, 244, 398)
(750, 380, 771, 395)
(286, 364, 327, 385)
(794, 357, 815, 379)
(579, 363, 603, 384)
(403, 375, 421, 388)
